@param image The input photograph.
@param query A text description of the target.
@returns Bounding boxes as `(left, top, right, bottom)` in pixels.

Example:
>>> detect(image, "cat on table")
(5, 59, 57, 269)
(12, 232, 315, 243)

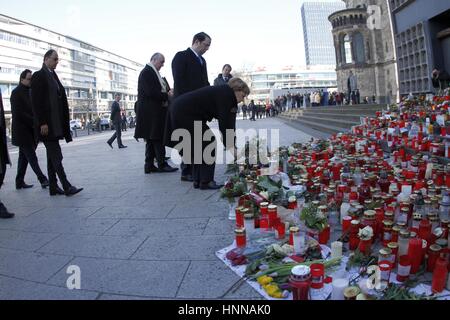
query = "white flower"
(288, 196, 297, 203)
(260, 191, 270, 200)
(288, 147, 296, 155)
(358, 226, 374, 240)
(316, 212, 326, 220)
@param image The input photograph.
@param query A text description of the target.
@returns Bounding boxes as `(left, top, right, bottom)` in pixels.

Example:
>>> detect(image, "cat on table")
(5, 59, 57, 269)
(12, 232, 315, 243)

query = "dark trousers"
(181, 162, 192, 177)
(145, 139, 165, 168)
(43, 141, 71, 191)
(192, 137, 216, 184)
(108, 122, 123, 147)
(16, 145, 47, 184)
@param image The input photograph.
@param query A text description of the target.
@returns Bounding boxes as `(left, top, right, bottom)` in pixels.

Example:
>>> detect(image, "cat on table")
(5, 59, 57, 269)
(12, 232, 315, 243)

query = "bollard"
(74, 128, 78, 138)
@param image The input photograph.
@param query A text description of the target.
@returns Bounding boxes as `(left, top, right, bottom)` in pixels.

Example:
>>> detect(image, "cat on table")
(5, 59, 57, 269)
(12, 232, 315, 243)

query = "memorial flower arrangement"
(220, 176, 247, 203)
(300, 204, 328, 232)
(358, 226, 374, 241)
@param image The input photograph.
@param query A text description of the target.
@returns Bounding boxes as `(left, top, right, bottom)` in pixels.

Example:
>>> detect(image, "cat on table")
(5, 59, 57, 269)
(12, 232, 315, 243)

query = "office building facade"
(0, 14, 143, 123)
(301, 1, 346, 66)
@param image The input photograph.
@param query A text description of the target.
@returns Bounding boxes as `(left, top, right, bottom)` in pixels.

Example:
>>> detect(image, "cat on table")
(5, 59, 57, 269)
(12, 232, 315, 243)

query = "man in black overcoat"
(30, 49, 83, 197)
(165, 78, 250, 190)
(171, 32, 211, 182)
(0, 89, 14, 219)
(11, 69, 49, 190)
(107, 94, 127, 149)
(135, 53, 178, 174)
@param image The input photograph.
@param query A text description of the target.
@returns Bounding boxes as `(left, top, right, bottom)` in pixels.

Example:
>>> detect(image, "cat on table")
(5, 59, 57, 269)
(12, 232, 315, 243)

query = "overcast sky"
(1, 0, 342, 80)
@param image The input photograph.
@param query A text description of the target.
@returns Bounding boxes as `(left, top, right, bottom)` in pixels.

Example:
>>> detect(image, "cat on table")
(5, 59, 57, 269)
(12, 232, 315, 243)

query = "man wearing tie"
(107, 94, 127, 149)
(171, 32, 211, 182)
(30, 49, 83, 197)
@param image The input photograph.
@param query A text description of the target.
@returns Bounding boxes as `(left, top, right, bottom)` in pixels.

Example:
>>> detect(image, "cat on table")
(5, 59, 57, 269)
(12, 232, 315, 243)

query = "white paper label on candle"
(425, 163, 434, 180)
(401, 185, 413, 197)
(397, 264, 411, 277)
(437, 115, 445, 126)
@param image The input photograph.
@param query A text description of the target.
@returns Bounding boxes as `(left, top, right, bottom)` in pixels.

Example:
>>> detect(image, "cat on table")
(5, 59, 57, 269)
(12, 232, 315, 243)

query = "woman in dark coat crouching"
(164, 78, 250, 190)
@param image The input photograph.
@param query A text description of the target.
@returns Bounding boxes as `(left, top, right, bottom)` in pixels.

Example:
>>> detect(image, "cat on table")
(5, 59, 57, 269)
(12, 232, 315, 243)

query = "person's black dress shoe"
(145, 165, 159, 174)
(181, 175, 194, 182)
(65, 186, 84, 197)
(107, 142, 113, 149)
(50, 186, 65, 196)
(200, 181, 224, 190)
(40, 180, 50, 189)
(16, 182, 34, 190)
(159, 165, 179, 173)
(0, 204, 14, 219)
(193, 181, 200, 189)
(119, 145, 128, 149)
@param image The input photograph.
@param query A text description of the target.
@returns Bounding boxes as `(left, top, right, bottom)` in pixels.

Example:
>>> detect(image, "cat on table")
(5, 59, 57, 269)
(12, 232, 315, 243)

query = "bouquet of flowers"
(300, 204, 328, 232)
(220, 177, 247, 203)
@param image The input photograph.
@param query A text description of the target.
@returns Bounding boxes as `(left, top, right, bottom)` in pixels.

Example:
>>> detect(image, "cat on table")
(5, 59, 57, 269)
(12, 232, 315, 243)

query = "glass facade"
(249, 69, 337, 101)
(0, 14, 142, 118)
(301, 1, 346, 66)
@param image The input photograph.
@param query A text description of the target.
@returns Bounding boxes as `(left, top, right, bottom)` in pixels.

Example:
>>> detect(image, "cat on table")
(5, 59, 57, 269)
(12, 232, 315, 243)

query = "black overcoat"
(10, 84, 36, 147)
(0, 90, 11, 176)
(134, 65, 169, 140)
(164, 85, 237, 162)
(30, 66, 72, 143)
(172, 48, 209, 98)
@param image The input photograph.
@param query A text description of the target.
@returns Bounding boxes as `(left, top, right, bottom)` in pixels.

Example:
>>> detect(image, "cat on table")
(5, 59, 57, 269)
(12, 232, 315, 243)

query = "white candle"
(331, 242, 343, 260)
(293, 233, 306, 255)
(332, 278, 349, 301)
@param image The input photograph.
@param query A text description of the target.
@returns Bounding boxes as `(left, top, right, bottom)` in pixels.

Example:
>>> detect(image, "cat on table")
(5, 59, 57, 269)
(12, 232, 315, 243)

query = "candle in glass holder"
(343, 216, 353, 234)
(432, 258, 449, 294)
(408, 238, 423, 274)
(235, 228, 247, 248)
(397, 255, 412, 283)
(331, 241, 343, 260)
(290, 266, 311, 300)
(331, 278, 349, 300)
(427, 244, 442, 273)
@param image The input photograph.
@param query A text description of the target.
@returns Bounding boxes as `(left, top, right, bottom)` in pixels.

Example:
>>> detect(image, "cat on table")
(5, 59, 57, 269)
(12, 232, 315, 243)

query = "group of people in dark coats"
(134, 32, 250, 190)
(1, 50, 84, 218)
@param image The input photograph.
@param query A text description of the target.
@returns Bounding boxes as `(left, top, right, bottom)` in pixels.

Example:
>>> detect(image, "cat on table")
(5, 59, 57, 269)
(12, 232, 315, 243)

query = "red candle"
(397, 255, 412, 283)
(236, 207, 244, 228)
(235, 228, 247, 248)
(310, 264, 325, 290)
(408, 238, 423, 274)
(432, 258, 449, 294)
(343, 216, 352, 234)
(275, 222, 286, 240)
(419, 219, 432, 242)
(427, 245, 442, 273)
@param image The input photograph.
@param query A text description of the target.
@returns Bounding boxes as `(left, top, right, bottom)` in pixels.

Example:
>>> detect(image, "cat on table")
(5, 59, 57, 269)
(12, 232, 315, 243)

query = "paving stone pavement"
(0, 118, 312, 300)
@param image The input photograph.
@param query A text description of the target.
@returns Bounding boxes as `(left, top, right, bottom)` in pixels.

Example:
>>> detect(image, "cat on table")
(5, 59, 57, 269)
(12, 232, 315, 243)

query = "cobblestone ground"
(0, 117, 312, 300)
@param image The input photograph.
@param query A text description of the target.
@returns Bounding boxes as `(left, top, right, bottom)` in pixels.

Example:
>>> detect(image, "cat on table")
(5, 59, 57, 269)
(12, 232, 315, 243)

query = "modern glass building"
(0, 14, 143, 121)
(301, 1, 346, 66)
(248, 66, 337, 101)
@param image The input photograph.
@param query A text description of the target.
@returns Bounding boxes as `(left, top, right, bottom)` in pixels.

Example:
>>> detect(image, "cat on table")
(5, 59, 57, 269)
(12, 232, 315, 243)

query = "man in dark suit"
(0, 89, 14, 219)
(172, 32, 211, 182)
(107, 94, 127, 149)
(135, 53, 178, 174)
(11, 69, 49, 190)
(30, 49, 83, 197)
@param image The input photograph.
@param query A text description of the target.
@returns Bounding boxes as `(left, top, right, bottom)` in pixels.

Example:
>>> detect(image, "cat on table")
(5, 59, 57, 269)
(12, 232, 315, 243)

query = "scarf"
(148, 63, 168, 93)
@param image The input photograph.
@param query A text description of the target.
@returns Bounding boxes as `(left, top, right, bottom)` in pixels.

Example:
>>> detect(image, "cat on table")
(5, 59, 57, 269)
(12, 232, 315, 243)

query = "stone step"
(283, 117, 350, 135)
(297, 115, 359, 129)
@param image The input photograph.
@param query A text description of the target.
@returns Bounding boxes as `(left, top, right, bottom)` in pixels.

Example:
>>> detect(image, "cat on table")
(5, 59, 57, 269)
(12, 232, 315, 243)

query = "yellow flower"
(257, 276, 273, 286)
(263, 284, 283, 298)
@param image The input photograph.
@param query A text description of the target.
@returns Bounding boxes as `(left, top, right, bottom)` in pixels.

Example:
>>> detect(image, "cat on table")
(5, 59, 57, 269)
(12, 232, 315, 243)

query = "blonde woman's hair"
(228, 78, 250, 96)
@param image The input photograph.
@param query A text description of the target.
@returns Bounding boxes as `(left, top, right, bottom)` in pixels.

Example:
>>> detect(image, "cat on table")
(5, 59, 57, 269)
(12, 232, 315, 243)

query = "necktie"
(197, 56, 203, 66)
